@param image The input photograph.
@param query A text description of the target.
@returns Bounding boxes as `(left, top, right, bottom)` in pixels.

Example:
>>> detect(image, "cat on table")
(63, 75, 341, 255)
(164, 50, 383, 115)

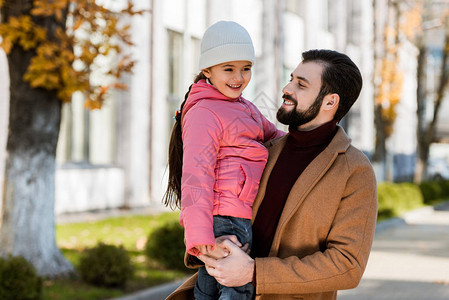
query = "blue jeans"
(194, 215, 255, 300)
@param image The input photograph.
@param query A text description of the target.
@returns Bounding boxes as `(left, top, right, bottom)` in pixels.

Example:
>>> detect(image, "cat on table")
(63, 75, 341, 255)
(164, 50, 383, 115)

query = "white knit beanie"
(199, 21, 255, 70)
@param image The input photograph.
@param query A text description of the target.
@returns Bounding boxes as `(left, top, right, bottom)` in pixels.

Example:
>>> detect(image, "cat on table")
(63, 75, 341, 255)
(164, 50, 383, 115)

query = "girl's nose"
(234, 72, 244, 83)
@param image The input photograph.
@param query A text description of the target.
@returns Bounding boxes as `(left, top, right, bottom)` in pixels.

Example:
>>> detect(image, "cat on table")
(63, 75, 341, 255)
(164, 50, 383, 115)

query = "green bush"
(145, 220, 186, 270)
(377, 182, 424, 219)
(0, 256, 42, 300)
(419, 181, 444, 204)
(79, 242, 134, 287)
(438, 180, 449, 198)
(397, 182, 424, 211)
(378, 183, 400, 218)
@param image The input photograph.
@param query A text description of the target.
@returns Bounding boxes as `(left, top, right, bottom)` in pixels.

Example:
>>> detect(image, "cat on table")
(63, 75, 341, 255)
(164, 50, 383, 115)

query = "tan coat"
(167, 126, 378, 300)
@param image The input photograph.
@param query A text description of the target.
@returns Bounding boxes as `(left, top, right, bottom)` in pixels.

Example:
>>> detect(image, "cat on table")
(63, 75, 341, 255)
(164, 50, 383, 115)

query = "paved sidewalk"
(339, 201, 449, 300)
(110, 202, 449, 300)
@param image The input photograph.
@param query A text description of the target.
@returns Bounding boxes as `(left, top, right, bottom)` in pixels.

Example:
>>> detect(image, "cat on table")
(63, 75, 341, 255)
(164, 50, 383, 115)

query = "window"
(191, 36, 201, 75)
(167, 29, 184, 101)
(347, 0, 362, 45)
(286, 0, 306, 18)
(167, 29, 184, 132)
(327, 0, 338, 34)
(57, 91, 117, 165)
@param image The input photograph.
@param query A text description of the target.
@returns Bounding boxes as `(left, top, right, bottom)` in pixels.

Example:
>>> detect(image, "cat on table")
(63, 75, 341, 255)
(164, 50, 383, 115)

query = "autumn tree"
(372, 0, 404, 181)
(0, 0, 143, 277)
(411, 2, 449, 182)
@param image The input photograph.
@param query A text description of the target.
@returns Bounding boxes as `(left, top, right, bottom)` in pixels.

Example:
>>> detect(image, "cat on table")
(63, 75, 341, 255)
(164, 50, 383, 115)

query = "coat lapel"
(268, 126, 351, 255)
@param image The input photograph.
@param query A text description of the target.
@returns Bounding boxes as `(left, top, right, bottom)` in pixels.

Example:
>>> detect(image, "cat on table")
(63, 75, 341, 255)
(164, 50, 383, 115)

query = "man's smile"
(282, 94, 297, 107)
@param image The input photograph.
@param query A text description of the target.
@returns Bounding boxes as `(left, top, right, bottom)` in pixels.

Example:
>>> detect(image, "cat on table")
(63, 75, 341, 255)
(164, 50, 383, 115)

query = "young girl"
(164, 21, 284, 299)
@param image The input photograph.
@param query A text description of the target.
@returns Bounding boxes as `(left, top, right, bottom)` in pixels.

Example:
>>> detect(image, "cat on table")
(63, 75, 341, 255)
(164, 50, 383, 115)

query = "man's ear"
(323, 93, 339, 111)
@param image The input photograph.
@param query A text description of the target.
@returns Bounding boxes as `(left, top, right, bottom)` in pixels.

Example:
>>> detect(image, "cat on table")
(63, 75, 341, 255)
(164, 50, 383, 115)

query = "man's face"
(276, 62, 325, 128)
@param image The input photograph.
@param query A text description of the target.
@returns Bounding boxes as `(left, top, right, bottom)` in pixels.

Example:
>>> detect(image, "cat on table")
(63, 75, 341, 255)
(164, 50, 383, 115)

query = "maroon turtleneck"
(251, 120, 338, 258)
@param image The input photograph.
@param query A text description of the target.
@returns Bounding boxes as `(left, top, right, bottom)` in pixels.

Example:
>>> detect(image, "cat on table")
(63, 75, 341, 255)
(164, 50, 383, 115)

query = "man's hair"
(301, 49, 363, 121)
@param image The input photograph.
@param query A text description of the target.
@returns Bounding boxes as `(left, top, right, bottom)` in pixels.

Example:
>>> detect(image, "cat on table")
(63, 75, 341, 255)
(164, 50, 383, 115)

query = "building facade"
(1, 0, 428, 214)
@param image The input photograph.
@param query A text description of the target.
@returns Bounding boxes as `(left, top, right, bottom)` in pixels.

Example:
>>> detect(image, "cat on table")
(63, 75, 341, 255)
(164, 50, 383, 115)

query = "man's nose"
(282, 83, 293, 95)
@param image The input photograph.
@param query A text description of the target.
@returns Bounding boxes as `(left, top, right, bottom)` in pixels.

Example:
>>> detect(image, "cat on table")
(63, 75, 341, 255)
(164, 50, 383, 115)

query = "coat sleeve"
(181, 106, 223, 256)
(254, 160, 378, 295)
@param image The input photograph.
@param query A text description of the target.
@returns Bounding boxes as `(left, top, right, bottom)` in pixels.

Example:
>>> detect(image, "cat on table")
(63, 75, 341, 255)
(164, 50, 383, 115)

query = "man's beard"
(276, 94, 323, 127)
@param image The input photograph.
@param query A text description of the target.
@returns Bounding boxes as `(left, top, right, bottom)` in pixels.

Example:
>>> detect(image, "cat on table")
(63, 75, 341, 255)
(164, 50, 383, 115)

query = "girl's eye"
(224, 68, 233, 72)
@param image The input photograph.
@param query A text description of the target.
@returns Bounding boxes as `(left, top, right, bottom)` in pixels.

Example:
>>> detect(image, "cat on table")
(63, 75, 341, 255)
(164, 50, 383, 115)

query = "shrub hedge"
(0, 256, 42, 300)
(378, 180, 449, 220)
(79, 242, 134, 287)
(418, 180, 449, 204)
(144, 220, 186, 271)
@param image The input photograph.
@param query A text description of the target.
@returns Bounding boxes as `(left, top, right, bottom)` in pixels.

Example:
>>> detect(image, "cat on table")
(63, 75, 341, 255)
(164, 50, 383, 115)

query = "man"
(167, 49, 378, 300)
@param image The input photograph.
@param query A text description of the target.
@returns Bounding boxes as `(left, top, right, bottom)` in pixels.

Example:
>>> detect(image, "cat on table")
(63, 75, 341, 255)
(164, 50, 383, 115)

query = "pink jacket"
(180, 80, 284, 256)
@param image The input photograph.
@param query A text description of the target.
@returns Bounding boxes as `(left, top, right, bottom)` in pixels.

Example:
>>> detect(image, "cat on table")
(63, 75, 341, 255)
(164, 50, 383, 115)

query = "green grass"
(56, 213, 180, 251)
(43, 279, 123, 300)
(45, 211, 191, 300)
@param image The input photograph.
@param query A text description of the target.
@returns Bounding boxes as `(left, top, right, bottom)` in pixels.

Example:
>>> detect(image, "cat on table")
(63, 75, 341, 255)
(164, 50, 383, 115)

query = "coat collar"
(252, 125, 351, 237)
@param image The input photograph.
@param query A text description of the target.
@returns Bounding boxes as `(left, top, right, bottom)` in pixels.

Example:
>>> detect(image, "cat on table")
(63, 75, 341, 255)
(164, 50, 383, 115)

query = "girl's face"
(202, 61, 252, 99)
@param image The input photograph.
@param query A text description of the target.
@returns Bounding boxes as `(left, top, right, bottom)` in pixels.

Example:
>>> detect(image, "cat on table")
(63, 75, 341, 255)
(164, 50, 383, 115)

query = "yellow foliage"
(375, 55, 403, 138)
(0, 0, 146, 108)
(0, 15, 47, 53)
(84, 99, 103, 110)
(401, 3, 422, 40)
(32, 0, 70, 22)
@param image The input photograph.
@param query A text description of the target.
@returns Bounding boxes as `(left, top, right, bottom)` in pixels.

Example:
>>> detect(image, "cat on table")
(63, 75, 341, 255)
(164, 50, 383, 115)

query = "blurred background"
(1, 0, 449, 236)
(1, 0, 449, 298)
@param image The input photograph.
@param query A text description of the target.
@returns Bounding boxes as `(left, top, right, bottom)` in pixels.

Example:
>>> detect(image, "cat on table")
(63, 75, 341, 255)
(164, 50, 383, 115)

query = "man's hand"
(199, 239, 255, 287)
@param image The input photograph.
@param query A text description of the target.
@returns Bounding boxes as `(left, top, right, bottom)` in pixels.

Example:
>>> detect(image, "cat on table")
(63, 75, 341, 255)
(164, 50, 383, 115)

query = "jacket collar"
(252, 125, 351, 221)
(181, 79, 241, 123)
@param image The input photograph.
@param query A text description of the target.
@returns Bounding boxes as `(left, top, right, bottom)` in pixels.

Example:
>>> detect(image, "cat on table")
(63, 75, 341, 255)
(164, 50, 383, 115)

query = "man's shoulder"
(264, 135, 287, 148)
(343, 144, 376, 181)
(345, 144, 372, 165)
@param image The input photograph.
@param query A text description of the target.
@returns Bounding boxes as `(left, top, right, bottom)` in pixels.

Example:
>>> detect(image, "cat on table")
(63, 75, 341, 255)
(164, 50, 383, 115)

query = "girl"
(164, 21, 284, 299)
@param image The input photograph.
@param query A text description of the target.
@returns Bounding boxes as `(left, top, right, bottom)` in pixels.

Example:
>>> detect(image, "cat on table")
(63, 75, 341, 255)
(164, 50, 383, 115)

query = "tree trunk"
(415, 20, 449, 182)
(372, 0, 386, 178)
(0, 1, 74, 277)
(414, 43, 427, 183)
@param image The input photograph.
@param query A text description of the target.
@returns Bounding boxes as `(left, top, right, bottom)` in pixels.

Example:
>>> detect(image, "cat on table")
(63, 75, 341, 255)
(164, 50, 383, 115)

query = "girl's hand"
(209, 235, 250, 259)
(195, 244, 214, 255)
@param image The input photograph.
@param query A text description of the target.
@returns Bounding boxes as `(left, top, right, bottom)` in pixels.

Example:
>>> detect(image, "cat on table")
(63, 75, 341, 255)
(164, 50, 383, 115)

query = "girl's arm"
(246, 100, 285, 142)
(181, 105, 223, 256)
(261, 114, 285, 142)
